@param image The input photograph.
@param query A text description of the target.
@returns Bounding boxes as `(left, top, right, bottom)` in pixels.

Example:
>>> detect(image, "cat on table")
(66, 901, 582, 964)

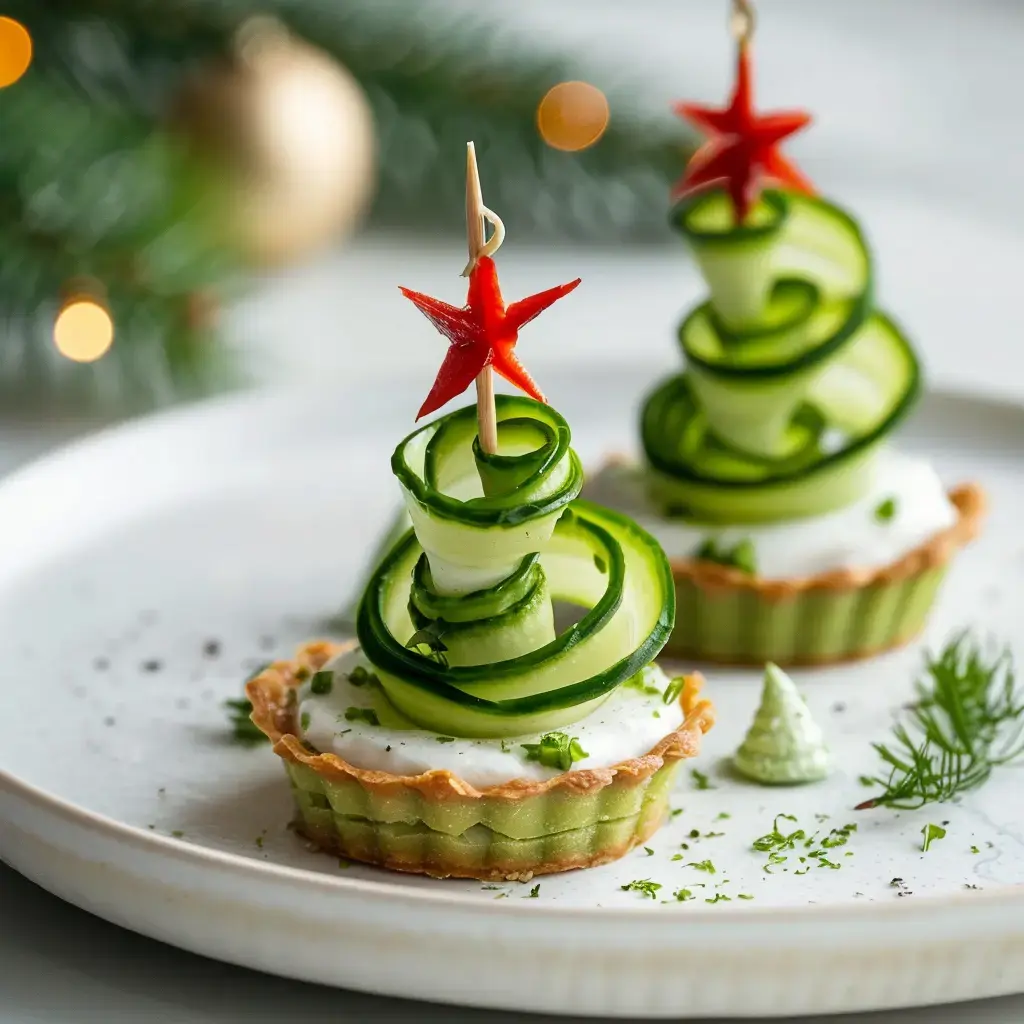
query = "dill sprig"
(857, 633, 1023, 811)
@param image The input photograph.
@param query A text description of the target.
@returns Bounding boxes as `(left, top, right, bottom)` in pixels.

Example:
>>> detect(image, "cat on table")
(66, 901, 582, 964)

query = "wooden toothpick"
(464, 141, 499, 455)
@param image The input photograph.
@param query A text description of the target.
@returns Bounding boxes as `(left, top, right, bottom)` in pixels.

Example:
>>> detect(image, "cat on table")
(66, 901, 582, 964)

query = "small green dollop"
(733, 663, 831, 785)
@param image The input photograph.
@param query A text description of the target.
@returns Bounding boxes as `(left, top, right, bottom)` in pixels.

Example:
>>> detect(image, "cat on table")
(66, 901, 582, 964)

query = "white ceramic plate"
(0, 365, 1021, 1020)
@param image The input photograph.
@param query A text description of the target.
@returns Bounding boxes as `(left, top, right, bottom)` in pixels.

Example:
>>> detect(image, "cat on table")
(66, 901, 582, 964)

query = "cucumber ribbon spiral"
(641, 190, 921, 523)
(357, 395, 675, 738)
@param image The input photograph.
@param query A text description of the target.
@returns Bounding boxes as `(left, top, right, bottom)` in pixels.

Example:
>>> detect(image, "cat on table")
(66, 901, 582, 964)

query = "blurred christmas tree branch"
(1, 0, 693, 411)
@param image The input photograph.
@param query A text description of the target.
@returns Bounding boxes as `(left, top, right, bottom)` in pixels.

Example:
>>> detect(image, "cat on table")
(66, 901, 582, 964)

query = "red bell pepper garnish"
(672, 43, 814, 222)
(400, 255, 580, 420)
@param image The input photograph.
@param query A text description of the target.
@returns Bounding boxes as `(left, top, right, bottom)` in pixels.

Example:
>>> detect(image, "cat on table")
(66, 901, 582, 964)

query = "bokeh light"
(0, 17, 32, 89)
(54, 300, 115, 363)
(537, 81, 610, 153)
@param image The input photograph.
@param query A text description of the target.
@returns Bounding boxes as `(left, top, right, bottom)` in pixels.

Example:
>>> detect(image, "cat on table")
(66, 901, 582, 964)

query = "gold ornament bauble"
(174, 17, 377, 266)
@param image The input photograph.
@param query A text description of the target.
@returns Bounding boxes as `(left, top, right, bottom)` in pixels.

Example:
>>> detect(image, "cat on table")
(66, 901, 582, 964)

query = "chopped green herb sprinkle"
(652, 710, 661, 719)
(522, 731, 589, 771)
(344, 707, 380, 726)
(874, 497, 897, 522)
(672, 888, 695, 902)
(623, 674, 661, 697)
(921, 822, 947, 852)
(171, 830, 184, 838)
(347, 665, 378, 687)
(705, 893, 731, 904)
(685, 859, 716, 874)
(971, 845, 980, 854)
(691, 768, 714, 790)
(753, 814, 804, 853)
(621, 879, 662, 900)
(737, 894, 754, 900)
(695, 537, 757, 575)
(435, 735, 456, 743)
(644, 847, 655, 856)
(670, 808, 684, 818)
(310, 670, 334, 695)
(224, 697, 268, 747)
(526, 884, 540, 898)
(663, 676, 686, 706)
(255, 836, 264, 849)
(716, 812, 731, 820)
(300, 710, 311, 731)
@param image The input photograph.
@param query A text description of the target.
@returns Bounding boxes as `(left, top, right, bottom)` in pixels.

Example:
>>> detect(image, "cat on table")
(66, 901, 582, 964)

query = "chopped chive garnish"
(344, 707, 380, 726)
(525, 884, 540, 898)
(971, 845, 980, 854)
(623, 673, 661, 697)
(874, 497, 897, 522)
(662, 676, 686, 706)
(224, 697, 268, 747)
(300, 710, 311, 731)
(737, 894, 754, 900)
(435, 735, 456, 743)
(347, 665, 379, 687)
(691, 768, 714, 790)
(522, 731, 588, 771)
(704, 893, 731, 904)
(644, 847, 655, 857)
(695, 537, 757, 575)
(310, 670, 334, 695)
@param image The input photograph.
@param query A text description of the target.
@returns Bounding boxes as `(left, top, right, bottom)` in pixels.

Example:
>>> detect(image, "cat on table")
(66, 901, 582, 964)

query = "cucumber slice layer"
(358, 397, 675, 738)
(643, 189, 920, 522)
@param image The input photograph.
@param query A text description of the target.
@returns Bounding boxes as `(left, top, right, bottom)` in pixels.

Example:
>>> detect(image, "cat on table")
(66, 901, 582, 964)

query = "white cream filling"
(584, 449, 957, 580)
(297, 648, 684, 788)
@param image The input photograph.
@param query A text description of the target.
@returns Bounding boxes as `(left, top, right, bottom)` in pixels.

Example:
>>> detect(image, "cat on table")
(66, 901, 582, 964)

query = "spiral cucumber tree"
(641, 189, 920, 524)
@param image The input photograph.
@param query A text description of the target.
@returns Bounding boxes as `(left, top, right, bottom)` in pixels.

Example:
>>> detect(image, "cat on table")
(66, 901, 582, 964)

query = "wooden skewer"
(464, 141, 499, 455)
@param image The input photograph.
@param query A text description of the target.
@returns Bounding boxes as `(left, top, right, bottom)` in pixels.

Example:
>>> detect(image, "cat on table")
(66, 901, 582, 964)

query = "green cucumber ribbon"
(358, 396, 675, 737)
(641, 189, 920, 523)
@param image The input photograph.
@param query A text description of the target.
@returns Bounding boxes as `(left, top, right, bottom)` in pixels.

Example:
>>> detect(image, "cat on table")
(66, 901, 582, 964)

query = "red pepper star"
(400, 255, 581, 420)
(672, 43, 814, 222)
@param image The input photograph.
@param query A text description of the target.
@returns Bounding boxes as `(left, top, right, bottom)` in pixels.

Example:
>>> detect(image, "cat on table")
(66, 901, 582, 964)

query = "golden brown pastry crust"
(247, 641, 715, 802)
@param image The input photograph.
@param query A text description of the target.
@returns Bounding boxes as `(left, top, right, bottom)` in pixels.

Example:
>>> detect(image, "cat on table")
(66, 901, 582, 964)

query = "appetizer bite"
(586, 3, 985, 665)
(247, 143, 714, 881)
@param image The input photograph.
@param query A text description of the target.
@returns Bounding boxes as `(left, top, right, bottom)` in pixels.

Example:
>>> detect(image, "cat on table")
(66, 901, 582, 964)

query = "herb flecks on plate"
(621, 879, 662, 900)
(857, 632, 1023, 811)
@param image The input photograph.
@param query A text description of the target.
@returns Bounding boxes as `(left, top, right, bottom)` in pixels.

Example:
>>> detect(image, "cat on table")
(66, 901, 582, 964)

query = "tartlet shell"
(247, 642, 715, 880)
(655, 480, 985, 666)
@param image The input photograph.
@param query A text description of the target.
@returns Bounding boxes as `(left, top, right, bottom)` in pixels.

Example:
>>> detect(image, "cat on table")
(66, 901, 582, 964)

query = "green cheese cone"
(733, 663, 830, 785)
